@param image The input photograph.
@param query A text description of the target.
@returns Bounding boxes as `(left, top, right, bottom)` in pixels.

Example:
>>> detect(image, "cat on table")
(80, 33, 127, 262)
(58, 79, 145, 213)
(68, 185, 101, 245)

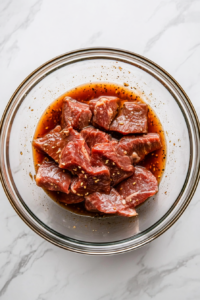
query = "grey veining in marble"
(0, 0, 200, 299)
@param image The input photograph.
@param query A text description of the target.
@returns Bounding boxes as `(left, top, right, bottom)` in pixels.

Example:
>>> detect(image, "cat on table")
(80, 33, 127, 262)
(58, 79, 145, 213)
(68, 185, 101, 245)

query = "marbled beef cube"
(89, 96, 119, 130)
(92, 142, 134, 186)
(85, 188, 137, 217)
(71, 165, 110, 196)
(61, 97, 92, 130)
(33, 126, 66, 162)
(33, 126, 90, 163)
(36, 160, 71, 194)
(84, 198, 98, 212)
(116, 133, 162, 163)
(116, 166, 158, 207)
(110, 102, 148, 134)
(81, 126, 111, 149)
(59, 192, 85, 204)
(59, 139, 92, 175)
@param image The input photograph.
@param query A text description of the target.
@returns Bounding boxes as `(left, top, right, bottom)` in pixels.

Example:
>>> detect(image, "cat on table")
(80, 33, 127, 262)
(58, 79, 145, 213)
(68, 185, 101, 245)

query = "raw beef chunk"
(116, 166, 158, 207)
(33, 126, 67, 162)
(61, 97, 92, 130)
(59, 139, 91, 174)
(59, 192, 84, 204)
(92, 142, 134, 186)
(85, 188, 137, 217)
(89, 96, 119, 130)
(59, 137, 111, 194)
(36, 160, 71, 193)
(33, 126, 89, 163)
(110, 102, 148, 134)
(116, 133, 162, 164)
(84, 198, 99, 212)
(81, 126, 111, 149)
(71, 166, 110, 196)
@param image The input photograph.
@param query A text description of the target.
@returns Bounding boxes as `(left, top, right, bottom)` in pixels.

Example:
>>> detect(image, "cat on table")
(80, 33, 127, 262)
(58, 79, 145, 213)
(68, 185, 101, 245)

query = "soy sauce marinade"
(33, 82, 166, 216)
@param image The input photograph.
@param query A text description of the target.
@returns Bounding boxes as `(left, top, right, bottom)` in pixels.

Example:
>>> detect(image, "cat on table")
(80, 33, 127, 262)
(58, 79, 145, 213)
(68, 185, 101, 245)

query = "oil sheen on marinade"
(33, 82, 166, 216)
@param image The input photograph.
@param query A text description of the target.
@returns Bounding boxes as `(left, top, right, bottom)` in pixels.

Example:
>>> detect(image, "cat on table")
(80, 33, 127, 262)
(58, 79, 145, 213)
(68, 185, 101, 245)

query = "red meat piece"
(92, 142, 134, 186)
(110, 102, 148, 134)
(59, 192, 84, 204)
(116, 166, 158, 207)
(59, 137, 111, 195)
(85, 188, 137, 217)
(71, 166, 111, 196)
(33, 126, 67, 162)
(89, 96, 119, 130)
(59, 139, 91, 175)
(116, 133, 162, 164)
(81, 126, 111, 149)
(33, 126, 89, 163)
(61, 97, 92, 130)
(84, 198, 98, 212)
(36, 160, 71, 194)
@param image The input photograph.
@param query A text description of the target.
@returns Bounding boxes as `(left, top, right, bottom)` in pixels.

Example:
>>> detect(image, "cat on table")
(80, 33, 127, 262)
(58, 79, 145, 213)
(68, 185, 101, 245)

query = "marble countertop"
(0, 0, 200, 299)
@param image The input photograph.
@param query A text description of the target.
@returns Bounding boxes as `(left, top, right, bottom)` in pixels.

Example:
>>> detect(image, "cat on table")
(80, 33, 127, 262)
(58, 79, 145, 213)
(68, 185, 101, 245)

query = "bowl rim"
(0, 47, 200, 255)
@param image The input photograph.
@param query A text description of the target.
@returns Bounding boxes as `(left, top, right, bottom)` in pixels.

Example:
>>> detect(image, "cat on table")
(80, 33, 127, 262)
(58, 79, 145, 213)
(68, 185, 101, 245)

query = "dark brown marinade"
(33, 82, 166, 216)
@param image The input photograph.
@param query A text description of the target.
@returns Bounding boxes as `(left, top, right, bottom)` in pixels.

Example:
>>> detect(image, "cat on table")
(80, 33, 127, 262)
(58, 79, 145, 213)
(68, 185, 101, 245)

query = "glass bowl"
(0, 48, 199, 255)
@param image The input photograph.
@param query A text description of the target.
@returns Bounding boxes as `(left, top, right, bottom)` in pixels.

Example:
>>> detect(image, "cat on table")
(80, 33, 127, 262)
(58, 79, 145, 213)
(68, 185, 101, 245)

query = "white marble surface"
(0, 0, 200, 299)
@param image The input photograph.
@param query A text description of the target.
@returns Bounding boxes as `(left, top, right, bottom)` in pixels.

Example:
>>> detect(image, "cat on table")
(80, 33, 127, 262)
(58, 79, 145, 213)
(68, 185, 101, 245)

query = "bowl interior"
(1, 49, 199, 253)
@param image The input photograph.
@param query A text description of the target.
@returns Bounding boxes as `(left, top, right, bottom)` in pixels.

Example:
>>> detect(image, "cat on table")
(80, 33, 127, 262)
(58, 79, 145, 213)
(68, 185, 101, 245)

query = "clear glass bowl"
(0, 48, 199, 255)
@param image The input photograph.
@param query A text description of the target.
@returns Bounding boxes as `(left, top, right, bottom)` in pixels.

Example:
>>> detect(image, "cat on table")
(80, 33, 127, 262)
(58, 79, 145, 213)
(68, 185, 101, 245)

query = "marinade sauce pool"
(33, 82, 166, 216)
